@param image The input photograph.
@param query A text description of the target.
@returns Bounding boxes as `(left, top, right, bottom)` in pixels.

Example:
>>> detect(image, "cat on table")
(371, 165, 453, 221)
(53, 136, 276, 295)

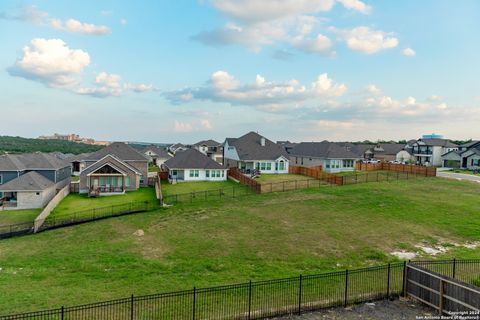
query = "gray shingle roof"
(141, 146, 172, 159)
(419, 139, 458, 148)
(0, 171, 54, 192)
(194, 139, 221, 147)
(83, 142, 148, 162)
(81, 155, 141, 176)
(461, 140, 480, 148)
(0, 153, 70, 171)
(373, 143, 406, 155)
(164, 149, 225, 170)
(290, 141, 362, 159)
(225, 132, 289, 161)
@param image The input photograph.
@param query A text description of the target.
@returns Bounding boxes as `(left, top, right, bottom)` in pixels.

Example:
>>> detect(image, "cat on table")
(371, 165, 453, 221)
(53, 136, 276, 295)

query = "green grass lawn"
(160, 180, 239, 196)
(48, 187, 157, 219)
(255, 173, 312, 183)
(0, 209, 41, 226)
(70, 176, 80, 182)
(148, 165, 160, 172)
(0, 178, 479, 313)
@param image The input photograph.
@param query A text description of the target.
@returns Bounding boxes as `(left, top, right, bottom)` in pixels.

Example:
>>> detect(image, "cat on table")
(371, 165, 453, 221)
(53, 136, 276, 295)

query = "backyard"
(48, 187, 157, 219)
(0, 209, 41, 226)
(160, 179, 240, 196)
(255, 173, 313, 183)
(0, 178, 479, 313)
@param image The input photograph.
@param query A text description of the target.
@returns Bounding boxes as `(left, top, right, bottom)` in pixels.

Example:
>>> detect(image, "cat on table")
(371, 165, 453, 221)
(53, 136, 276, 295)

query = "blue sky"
(0, 0, 479, 143)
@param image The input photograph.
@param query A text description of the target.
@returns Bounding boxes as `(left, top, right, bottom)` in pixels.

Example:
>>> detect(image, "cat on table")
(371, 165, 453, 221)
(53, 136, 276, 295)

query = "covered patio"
(87, 164, 128, 197)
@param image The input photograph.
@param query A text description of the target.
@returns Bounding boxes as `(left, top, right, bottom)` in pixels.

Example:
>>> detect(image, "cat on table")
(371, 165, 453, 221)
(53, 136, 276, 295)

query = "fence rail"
(1, 259, 478, 319)
(355, 163, 437, 176)
(0, 200, 159, 240)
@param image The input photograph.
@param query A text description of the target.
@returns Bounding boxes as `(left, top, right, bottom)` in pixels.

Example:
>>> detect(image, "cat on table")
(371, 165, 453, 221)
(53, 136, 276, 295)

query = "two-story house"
(411, 139, 458, 166)
(224, 132, 289, 175)
(192, 140, 223, 164)
(441, 140, 480, 169)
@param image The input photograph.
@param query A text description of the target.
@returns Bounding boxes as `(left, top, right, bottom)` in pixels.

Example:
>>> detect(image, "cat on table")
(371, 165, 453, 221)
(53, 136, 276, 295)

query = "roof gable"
(84, 142, 148, 162)
(0, 171, 54, 192)
(81, 155, 141, 176)
(164, 149, 225, 170)
(225, 132, 288, 161)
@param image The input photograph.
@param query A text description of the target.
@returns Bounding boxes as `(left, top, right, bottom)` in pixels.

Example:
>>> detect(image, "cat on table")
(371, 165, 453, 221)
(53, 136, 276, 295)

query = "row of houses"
(1, 132, 478, 210)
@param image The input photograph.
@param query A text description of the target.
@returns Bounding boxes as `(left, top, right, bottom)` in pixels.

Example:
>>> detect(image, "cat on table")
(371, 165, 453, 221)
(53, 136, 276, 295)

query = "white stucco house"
(164, 149, 227, 182)
(224, 132, 289, 174)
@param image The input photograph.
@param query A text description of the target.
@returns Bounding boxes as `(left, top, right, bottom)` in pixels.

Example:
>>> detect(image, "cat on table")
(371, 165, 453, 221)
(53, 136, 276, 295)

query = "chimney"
(260, 137, 265, 146)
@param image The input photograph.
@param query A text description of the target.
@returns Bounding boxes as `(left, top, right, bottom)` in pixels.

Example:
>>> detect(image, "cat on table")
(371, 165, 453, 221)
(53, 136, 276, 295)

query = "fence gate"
(405, 264, 480, 315)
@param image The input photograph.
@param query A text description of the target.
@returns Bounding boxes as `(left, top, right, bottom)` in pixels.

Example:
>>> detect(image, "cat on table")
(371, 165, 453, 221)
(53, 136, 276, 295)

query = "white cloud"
(196, 0, 374, 54)
(402, 47, 416, 57)
(77, 72, 154, 98)
(337, 0, 372, 14)
(174, 121, 194, 133)
(165, 71, 347, 110)
(201, 119, 213, 129)
(330, 26, 399, 54)
(366, 84, 381, 95)
(1, 5, 111, 36)
(316, 119, 361, 129)
(8, 38, 90, 87)
(51, 18, 111, 35)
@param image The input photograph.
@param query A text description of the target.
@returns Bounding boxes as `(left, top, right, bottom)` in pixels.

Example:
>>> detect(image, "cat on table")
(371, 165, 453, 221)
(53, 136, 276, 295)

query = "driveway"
(437, 171, 480, 183)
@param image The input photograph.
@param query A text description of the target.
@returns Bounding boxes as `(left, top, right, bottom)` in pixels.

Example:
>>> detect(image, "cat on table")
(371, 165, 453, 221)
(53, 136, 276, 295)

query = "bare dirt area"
(275, 298, 435, 320)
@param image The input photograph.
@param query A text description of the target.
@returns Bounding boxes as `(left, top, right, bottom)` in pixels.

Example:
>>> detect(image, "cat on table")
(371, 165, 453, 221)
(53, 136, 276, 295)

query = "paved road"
(437, 171, 480, 183)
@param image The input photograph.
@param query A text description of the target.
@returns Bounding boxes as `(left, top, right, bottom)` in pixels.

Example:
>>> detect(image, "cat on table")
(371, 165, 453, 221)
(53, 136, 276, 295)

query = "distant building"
(38, 133, 110, 146)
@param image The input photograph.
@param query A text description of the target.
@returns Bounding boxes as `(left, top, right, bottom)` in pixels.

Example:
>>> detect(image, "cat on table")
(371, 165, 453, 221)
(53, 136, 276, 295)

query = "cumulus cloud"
(1, 5, 111, 35)
(165, 71, 347, 110)
(195, 0, 373, 55)
(8, 38, 90, 87)
(337, 0, 372, 14)
(77, 72, 154, 98)
(51, 18, 111, 35)
(201, 119, 213, 129)
(402, 47, 416, 57)
(174, 121, 194, 133)
(330, 26, 399, 54)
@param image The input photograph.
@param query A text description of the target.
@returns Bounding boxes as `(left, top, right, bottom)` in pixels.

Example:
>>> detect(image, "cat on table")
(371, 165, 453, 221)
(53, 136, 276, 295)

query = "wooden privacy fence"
(355, 163, 437, 177)
(228, 167, 262, 192)
(406, 263, 480, 315)
(289, 165, 344, 186)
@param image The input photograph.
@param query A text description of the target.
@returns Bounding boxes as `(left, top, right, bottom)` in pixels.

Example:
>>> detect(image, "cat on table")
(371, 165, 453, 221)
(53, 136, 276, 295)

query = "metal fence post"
(386, 263, 391, 299)
(452, 258, 456, 279)
(61, 306, 64, 320)
(248, 280, 252, 320)
(401, 261, 407, 297)
(130, 294, 134, 320)
(438, 279, 444, 315)
(298, 275, 303, 315)
(344, 269, 348, 307)
(192, 287, 196, 320)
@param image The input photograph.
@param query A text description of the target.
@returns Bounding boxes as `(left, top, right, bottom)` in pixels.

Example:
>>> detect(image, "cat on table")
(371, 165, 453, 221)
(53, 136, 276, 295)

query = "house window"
(216, 170, 221, 177)
(260, 162, 266, 170)
(325, 160, 330, 169)
(140, 175, 144, 184)
(126, 176, 131, 187)
(266, 162, 272, 170)
(190, 170, 199, 177)
(206, 170, 210, 178)
(221, 170, 225, 177)
(278, 160, 285, 171)
(195, 170, 199, 177)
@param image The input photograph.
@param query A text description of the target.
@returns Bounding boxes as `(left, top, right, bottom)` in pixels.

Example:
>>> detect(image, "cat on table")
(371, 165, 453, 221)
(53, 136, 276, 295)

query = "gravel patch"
(274, 298, 435, 320)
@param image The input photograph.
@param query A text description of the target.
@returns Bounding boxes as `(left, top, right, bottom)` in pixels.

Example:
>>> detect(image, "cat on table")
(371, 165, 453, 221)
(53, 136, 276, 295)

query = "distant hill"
(0, 136, 103, 155)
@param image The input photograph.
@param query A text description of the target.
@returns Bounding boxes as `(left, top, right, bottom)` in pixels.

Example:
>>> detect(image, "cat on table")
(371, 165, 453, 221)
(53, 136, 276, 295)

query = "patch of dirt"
(391, 251, 417, 260)
(415, 245, 448, 255)
(133, 229, 144, 237)
(276, 298, 434, 320)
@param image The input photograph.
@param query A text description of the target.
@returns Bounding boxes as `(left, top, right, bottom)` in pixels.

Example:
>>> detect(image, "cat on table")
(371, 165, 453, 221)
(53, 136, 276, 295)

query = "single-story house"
(141, 145, 172, 166)
(224, 132, 289, 174)
(164, 149, 227, 182)
(71, 142, 148, 195)
(441, 145, 480, 169)
(289, 141, 362, 173)
(0, 171, 56, 210)
(364, 143, 406, 162)
(0, 152, 71, 209)
(193, 139, 223, 164)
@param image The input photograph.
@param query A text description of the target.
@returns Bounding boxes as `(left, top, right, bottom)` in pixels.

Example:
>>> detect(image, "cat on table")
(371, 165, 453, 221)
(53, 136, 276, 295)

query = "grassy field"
(0, 178, 479, 313)
(0, 209, 41, 226)
(48, 188, 157, 219)
(161, 180, 239, 196)
(255, 173, 312, 183)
